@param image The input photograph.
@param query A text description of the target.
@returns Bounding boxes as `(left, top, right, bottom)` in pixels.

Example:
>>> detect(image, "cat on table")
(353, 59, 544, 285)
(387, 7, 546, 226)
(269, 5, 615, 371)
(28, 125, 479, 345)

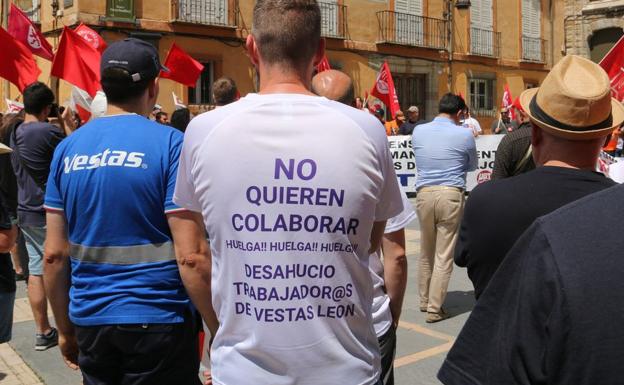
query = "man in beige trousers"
(411, 93, 477, 323)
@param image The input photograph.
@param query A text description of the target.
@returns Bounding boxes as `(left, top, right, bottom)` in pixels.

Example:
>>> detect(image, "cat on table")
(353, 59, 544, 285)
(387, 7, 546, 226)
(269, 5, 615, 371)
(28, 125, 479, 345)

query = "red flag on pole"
(317, 56, 331, 73)
(502, 84, 516, 120)
(0, 27, 41, 92)
(74, 24, 107, 54)
(599, 35, 624, 101)
(8, 4, 54, 61)
(370, 61, 401, 118)
(51, 27, 101, 98)
(159, 43, 204, 88)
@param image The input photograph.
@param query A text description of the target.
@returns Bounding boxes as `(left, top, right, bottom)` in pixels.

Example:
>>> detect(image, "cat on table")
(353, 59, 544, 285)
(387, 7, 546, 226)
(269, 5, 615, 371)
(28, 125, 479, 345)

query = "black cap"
(101, 38, 169, 82)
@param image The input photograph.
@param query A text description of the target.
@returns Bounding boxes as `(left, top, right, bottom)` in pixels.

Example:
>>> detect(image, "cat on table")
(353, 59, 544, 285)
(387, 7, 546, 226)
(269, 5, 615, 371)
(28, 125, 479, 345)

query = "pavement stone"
(3, 198, 477, 385)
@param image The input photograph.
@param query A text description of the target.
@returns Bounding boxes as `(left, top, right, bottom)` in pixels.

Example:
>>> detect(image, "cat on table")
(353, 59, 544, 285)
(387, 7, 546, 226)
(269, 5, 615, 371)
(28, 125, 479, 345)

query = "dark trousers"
(379, 325, 397, 385)
(75, 311, 201, 385)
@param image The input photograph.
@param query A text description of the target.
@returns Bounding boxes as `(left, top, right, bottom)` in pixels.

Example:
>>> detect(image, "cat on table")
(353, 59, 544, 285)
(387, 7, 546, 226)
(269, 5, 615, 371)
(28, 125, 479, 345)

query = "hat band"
(530, 96, 613, 132)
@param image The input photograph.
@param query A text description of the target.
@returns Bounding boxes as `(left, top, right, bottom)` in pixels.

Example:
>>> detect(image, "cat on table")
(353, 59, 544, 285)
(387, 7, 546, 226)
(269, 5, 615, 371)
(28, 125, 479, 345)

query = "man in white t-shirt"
(371, 192, 416, 384)
(461, 108, 482, 137)
(173, 1, 404, 384)
(312, 68, 416, 385)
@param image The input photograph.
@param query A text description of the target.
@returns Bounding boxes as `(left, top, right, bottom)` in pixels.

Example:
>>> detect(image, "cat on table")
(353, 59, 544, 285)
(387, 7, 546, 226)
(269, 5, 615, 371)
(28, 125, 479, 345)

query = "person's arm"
(381, 229, 407, 327)
(167, 210, 218, 336)
(369, 221, 387, 254)
(43, 211, 79, 370)
(0, 225, 17, 253)
(466, 135, 479, 172)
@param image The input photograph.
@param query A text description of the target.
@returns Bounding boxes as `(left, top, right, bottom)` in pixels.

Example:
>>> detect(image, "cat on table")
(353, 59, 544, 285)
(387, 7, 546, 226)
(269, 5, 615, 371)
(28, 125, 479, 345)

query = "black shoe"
(35, 328, 58, 351)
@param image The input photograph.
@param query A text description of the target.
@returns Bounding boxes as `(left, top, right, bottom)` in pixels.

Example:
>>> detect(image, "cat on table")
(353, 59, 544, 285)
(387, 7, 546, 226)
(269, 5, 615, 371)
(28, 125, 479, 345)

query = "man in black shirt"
(440, 183, 624, 385)
(491, 108, 535, 179)
(399, 106, 425, 135)
(454, 55, 621, 299)
(10, 82, 65, 350)
(441, 55, 624, 384)
(0, 143, 17, 344)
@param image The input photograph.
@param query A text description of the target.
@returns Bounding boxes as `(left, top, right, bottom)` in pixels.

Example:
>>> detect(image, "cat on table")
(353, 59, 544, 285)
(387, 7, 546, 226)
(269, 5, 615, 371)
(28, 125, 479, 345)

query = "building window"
(394, 73, 427, 120)
(470, 0, 496, 57)
(394, 0, 423, 45)
(521, 0, 543, 62)
(469, 78, 496, 117)
(188, 62, 215, 105)
(178, 0, 230, 26)
(15, 0, 40, 23)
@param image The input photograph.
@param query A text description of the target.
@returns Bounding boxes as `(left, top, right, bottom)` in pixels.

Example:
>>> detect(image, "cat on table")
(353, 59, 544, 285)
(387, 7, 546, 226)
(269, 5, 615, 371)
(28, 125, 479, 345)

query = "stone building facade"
(565, 0, 624, 62)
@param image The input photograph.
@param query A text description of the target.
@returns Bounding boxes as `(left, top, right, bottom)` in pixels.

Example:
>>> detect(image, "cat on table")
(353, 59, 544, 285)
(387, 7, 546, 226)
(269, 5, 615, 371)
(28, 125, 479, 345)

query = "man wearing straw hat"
(440, 55, 623, 384)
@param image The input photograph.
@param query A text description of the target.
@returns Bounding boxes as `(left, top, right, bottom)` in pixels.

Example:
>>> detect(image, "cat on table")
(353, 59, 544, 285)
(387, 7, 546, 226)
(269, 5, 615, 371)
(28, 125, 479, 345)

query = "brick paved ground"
(0, 199, 476, 385)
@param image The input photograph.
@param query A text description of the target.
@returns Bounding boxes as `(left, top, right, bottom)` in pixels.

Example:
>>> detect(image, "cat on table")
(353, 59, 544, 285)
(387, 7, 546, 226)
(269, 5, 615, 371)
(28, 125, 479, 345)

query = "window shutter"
(471, 0, 492, 30)
(522, 0, 541, 38)
(395, 0, 421, 15)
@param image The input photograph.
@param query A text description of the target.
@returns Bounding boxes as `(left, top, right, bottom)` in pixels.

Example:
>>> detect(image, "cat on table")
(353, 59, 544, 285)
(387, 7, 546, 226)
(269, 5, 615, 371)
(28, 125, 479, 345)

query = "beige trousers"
(415, 186, 465, 314)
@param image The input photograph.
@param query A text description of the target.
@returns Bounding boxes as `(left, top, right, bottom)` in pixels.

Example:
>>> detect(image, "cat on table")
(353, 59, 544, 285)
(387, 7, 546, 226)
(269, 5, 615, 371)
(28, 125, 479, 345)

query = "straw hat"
(519, 55, 624, 140)
(0, 143, 11, 155)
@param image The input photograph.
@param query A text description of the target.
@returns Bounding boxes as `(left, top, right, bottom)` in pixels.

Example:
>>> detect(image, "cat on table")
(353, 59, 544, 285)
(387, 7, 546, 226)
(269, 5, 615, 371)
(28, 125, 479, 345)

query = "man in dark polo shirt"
(453, 56, 619, 300)
(10, 82, 65, 350)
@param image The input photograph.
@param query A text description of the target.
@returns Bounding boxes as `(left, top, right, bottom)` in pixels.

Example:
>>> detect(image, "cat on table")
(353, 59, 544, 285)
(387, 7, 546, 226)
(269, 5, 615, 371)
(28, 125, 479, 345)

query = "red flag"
(512, 96, 523, 113)
(51, 27, 101, 98)
(502, 84, 516, 120)
(0, 27, 41, 92)
(317, 55, 331, 73)
(370, 61, 401, 118)
(160, 43, 204, 88)
(8, 4, 54, 61)
(74, 24, 107, 54)
(599, 35, 624, 102)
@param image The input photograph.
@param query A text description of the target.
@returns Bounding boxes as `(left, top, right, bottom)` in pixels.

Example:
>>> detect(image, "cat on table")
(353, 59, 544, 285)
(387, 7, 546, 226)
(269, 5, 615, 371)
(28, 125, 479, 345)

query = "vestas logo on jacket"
(64, 149, 146, 173)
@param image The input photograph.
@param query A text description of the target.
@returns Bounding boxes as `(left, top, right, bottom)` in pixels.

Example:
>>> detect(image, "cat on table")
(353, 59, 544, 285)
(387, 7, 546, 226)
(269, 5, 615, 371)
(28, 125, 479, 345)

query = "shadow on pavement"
(445, 291, 476, 318)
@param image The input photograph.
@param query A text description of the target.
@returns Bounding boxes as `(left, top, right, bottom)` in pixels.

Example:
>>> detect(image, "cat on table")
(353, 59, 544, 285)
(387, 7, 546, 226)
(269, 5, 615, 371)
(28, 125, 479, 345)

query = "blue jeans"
(0, 291, 15, 343)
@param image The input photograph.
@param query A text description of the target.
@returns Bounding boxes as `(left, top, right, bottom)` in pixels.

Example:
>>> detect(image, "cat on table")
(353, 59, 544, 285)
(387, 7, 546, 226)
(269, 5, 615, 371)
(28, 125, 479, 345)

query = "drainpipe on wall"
(549, 0, 555, 67)
(446, 0, 453, 92)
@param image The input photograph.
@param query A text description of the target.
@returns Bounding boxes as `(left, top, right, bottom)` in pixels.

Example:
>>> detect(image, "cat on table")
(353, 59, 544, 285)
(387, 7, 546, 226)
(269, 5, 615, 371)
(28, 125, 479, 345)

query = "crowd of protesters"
(0, 1, 623, 385)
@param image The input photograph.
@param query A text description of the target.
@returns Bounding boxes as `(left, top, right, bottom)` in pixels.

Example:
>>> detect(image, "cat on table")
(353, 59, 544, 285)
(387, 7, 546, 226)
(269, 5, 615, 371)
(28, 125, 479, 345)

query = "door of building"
(393, 73, 427, 120)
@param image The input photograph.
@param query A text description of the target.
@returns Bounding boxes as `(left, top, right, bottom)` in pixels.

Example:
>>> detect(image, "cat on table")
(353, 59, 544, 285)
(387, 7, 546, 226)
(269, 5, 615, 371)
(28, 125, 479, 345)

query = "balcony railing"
(470, 27, 500, 58)
(176, 0, 238, 27)
(319, 1, 347, 39)
(522, 36, 547, 63)
(377, 11, 448, 50)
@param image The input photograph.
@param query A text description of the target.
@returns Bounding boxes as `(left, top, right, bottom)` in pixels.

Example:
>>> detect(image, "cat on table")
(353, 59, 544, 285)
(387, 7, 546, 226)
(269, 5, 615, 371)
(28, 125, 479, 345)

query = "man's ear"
(246, 35, 260, 67)
(312, 38, 326, 68)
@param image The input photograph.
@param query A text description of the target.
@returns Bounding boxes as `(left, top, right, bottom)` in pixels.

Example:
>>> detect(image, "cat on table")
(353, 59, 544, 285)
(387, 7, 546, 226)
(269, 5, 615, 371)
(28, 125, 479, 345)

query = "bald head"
(311, 69, 354, 105)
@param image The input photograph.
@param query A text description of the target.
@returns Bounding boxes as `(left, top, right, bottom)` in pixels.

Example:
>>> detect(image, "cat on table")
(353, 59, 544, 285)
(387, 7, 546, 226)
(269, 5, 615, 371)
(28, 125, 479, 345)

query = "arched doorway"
(589, 27, 624, 63)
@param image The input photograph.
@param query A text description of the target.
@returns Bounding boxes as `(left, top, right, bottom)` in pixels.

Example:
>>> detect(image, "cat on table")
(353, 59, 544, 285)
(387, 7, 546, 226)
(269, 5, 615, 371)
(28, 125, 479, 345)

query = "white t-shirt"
(174, 93, 404, 385)
(462, 116, 482, 135)
(370, 193, 416, 337)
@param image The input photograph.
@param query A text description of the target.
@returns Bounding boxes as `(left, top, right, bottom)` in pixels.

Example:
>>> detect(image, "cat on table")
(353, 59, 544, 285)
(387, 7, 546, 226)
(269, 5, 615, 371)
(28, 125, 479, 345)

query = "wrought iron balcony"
(377, 11, 448, 50)
(176, 0, 238, 27)
(319, 1, 347, 39)
(522, 36, 547, 63)
(470, 27, 500, 58)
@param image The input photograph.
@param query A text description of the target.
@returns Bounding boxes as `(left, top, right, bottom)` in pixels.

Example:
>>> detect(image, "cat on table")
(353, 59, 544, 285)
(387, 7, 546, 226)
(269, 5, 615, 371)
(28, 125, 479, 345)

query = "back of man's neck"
(24, 114, 43, 124)
(542, 160, 597, 171)
(106, 104, 145, 117)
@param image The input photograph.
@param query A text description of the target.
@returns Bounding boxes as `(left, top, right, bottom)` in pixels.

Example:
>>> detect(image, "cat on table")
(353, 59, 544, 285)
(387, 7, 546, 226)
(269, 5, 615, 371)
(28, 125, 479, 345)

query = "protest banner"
(389, 135, 503, 193)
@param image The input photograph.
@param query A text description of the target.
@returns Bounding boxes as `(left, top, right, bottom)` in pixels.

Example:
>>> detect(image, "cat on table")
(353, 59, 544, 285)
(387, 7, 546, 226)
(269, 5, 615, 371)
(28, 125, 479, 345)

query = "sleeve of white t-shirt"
(173, 122, 203, 213)
(373, 121, 405, 222)
(473, 118, 483, 133)
(384, 193, 417, 234)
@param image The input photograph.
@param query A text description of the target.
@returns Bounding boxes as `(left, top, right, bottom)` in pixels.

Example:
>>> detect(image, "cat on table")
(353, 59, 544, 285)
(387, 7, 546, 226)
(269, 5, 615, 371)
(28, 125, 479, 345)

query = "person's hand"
(58, 333, 79, 370)
(61, 106, 78, 136)
(203, 370, 213, 385)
